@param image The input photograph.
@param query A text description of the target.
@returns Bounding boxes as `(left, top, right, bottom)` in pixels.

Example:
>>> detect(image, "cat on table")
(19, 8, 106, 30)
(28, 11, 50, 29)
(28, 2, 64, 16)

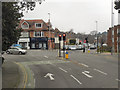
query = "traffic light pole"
(63, 41, 65, 58)
(59, 40, 61, 57)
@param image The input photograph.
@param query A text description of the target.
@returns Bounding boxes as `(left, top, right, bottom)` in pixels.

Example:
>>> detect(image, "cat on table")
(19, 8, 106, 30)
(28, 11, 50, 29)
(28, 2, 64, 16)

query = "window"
(22, 25, 28, 29)
(39, 43, 42, 48)
(35, 32, 41, 37)
(32, 43, 35, 48)
(21, 21, 29, 29)
(35, 23, 42, 28)
(34, 31, 44, 37)
(20, 32, 29, 37)
(43, 43, 46, 48)
(41, 32, 44, 37)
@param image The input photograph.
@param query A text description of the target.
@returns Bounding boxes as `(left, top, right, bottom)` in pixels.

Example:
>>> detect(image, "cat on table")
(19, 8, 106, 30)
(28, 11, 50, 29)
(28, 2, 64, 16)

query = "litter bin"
(65, 52, 69, 59)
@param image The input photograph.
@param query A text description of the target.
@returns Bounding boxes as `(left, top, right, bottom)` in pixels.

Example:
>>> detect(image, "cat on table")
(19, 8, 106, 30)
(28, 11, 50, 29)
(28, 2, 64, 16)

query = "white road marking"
(59, 67, 67, 73)
(52, 64, 56, 66)
(94, 69, 107, 75)
(28, 83, 31, 86)
(116, 79, 120, 82)
(44, 73, 55, 80)
(32, 73, 34, 77)
(34, 79, 35, 85)
(79, 63, 89, 67)
(44, 56, 48, 58)
(70, 75, 82, 84)
(82, 71, 93, 78)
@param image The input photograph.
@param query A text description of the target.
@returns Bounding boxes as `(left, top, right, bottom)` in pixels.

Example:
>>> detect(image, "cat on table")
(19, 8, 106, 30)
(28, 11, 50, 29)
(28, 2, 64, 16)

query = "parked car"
(69, 45, 76, 50)
(90, 44, 96, 49)
(1, 51, 5, 64)
(6, 47, 27, 55)
(65, 45, 69, 50)
(76, 45, 83, 50)
(10, 44, 23, 49)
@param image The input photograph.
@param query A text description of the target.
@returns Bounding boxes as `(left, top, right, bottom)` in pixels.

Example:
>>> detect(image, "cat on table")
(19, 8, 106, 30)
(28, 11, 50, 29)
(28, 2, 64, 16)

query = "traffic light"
(63, 33, 66, 41)
(85, 37, 88, 43)
(79, 40, 82, 44)
(114, 0, 120, 10)
(84, 40, 86, 43)
(59, 34, 62, 41)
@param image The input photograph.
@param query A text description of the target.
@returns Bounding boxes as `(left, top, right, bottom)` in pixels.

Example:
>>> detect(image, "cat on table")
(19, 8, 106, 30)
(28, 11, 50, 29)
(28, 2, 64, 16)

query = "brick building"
(17, 19, 55, 49)
(107, 25, 120, 53)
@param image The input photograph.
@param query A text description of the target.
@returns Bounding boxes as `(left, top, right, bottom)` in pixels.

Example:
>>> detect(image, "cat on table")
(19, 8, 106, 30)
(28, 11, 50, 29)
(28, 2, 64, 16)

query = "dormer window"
(21, 21, 29, 29)
(35, 23, 42, 28)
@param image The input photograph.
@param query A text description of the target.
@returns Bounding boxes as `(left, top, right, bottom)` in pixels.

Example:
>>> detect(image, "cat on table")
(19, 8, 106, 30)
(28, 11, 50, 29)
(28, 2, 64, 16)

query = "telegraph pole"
(48, 13, 51, 49)
(111, 0, 114, 55)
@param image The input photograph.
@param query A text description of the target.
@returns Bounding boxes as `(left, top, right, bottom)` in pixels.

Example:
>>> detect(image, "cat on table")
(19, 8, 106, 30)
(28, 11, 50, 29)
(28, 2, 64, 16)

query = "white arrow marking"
(82, 71, 93, 78)
(44, 56, 48, 58)
(44, 73, 55, 80)
(116, 79, 120, 82)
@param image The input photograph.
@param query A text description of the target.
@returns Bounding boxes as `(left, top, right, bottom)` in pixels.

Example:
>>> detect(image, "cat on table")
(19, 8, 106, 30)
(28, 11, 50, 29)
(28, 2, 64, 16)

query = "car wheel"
(6, 51, 10, 54)
(2, 57, 4, 64)
(19, 51, 22, 55)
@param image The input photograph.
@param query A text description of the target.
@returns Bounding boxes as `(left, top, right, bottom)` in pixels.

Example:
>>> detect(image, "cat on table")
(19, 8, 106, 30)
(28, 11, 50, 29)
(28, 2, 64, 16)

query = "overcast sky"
(22, 0, 118, 34)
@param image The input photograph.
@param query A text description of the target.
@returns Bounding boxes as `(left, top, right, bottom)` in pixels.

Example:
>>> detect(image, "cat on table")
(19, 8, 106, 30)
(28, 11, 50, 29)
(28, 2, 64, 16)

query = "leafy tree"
(2, 2, 23, 51)
(2, 1, 44, 51)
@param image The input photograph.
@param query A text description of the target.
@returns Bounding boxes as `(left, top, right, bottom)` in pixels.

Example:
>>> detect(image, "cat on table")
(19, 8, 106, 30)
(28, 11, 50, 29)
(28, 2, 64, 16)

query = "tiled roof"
(19, 19, 49, 31)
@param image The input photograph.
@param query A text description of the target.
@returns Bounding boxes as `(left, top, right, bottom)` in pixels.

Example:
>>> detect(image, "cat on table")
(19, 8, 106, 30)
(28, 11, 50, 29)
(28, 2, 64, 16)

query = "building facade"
(107, 25, 120, 53)
(18, 19, 55, 49)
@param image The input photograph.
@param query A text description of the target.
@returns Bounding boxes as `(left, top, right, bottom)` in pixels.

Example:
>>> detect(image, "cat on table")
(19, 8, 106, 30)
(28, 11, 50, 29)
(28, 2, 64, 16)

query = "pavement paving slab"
(2, 61, 22, 88)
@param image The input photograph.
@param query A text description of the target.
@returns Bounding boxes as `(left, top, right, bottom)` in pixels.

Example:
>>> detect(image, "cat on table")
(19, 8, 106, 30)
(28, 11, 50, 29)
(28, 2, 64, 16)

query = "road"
(3, 50, 119, 88)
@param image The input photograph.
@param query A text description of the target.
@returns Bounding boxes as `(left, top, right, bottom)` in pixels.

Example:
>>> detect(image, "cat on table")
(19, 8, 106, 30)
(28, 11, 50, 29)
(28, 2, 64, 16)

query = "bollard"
(65, 52, 69, 59)
(88, 49, 90, 53)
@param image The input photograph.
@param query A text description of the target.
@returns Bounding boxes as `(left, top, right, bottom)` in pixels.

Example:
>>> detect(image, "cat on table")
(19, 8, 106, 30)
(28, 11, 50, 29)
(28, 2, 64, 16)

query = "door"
(36, 42, 39, 49)
(12, 48, 19, 54)
(43, 43, 46, 49)
(39, 43, 42, 49)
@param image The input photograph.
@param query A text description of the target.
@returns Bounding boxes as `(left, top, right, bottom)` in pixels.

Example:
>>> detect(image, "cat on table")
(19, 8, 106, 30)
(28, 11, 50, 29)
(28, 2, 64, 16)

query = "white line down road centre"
(70, 75, 82, 84)
(44, 73, 55, 80)
(82, 71, 93, 78)
(93, 69, 107, 75)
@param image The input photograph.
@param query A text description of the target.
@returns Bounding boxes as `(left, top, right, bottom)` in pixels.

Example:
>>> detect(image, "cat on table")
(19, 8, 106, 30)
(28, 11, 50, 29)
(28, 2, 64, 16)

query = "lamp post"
(111, 0, 114, 55)
(95, 21, 98, 53)
(48, 13, 51, 49)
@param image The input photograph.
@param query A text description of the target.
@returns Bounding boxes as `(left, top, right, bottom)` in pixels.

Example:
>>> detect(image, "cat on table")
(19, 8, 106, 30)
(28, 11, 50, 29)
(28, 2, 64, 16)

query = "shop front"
(17, 38, 30, 49)
(30, 37, 48, 49)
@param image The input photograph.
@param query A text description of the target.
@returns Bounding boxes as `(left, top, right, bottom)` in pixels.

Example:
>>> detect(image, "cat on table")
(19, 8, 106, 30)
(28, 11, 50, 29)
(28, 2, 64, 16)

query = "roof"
(18, 19, 49, 31)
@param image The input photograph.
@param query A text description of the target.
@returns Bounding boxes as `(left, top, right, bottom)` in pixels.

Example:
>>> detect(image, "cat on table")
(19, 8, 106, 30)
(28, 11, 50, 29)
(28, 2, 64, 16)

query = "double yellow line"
(15, 62, 28, 89)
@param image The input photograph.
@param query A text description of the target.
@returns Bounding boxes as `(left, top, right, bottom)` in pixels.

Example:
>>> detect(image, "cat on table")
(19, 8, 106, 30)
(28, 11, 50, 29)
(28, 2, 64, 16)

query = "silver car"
(6, 47, 27, 54)
(69, 45, 77, 50)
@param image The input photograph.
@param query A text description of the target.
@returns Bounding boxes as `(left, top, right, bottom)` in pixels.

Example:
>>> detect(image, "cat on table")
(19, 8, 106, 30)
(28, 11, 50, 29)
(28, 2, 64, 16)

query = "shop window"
(43, 43, 46, 48)
(39, 43, 42, 48)
(32, 43, 35, 48)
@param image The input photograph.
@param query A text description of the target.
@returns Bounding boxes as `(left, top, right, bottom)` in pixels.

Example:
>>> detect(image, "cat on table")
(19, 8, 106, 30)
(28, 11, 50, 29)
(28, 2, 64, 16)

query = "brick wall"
(107, 28, 112, 47)
(107, 25, 119, 52)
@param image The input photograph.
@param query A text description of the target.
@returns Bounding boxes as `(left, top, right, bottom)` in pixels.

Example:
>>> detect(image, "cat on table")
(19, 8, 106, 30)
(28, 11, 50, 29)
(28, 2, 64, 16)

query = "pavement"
(2, 60, 23, 88)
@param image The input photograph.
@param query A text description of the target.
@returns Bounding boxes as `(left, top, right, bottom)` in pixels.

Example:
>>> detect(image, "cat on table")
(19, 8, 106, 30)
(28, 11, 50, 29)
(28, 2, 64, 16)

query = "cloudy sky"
(22, 0, 118, 34)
